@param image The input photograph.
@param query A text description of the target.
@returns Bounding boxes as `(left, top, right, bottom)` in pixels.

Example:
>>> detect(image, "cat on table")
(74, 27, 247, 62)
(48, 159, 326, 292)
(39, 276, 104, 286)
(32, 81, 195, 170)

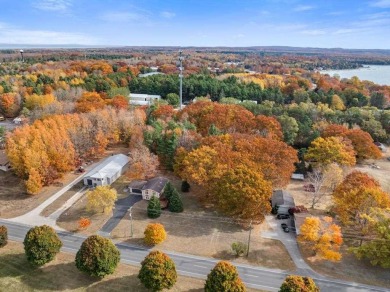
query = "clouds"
(0, 22, 97, 45)
(100, 12, 145, 22)
(31, 0, 72, 12)
(293, 5, 314, 12)
(371, 0, 390, 8)
(160, 11, 176, 19)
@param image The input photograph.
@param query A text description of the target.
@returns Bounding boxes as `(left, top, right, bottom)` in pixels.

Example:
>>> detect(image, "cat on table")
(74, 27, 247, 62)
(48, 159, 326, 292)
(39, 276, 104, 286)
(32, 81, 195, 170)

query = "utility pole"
(246, 220, 252, 257)
(178, 50, 184, 109)
(129, 206, 133, 237)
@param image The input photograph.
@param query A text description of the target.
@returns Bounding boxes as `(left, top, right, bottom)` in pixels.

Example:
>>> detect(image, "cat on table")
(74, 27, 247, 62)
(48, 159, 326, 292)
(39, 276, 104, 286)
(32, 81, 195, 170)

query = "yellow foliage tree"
(144, 223, 167, 245)
(25, 168, 43, 195)
(330, 94, 345, 110)
(305, 136, 356, 167)
(298, 216, 343, 262)
(86, 186, 117, 214)
(24, 94, 56, 110)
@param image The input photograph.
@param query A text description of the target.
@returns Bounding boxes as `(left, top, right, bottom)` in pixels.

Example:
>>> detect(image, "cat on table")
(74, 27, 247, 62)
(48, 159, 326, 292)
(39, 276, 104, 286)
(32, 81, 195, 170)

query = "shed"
(129, 177, 169, 200)
(272, 190, 295, 215)
(83, 154, 129, 187)
(129, 93, 161, 106)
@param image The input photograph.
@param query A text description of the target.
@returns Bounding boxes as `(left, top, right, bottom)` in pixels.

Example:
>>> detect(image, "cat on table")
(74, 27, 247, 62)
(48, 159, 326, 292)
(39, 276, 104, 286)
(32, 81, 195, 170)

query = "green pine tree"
(163, 182, 175, 201)
(169, 189, 184, 213)
(147, 196, 161, 219)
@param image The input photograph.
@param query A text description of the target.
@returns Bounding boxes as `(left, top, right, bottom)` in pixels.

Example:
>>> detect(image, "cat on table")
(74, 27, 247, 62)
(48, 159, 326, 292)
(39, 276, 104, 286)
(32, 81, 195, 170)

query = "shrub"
(231, 242, 248, 257)
(205, 261, 246, 292)
(78, 217, 91, 229)
(144, 223, 167, 245)
(23, 225, 62, 266)
(168, 189, 184, 213)
(279, 275, 319, 292)
(0, 225, 8, 247)
(75, 235, 120, 277)
(138, 251, 177, 291)
(147, 196, 161, 218)
(181, 180, 190, 192)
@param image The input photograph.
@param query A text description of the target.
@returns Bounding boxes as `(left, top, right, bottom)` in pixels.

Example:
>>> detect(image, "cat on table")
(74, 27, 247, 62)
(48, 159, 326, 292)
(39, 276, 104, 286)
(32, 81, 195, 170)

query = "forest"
(0, 47, 390, 268)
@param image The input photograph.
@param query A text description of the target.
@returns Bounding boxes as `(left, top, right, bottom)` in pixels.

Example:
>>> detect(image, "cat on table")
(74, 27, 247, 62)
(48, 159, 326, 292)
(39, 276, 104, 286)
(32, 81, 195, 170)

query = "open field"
(0, 170, 82, 218)
(0, 241, 264, 292)
(299, 244, 390, 288)
(57, 170, 296, 271)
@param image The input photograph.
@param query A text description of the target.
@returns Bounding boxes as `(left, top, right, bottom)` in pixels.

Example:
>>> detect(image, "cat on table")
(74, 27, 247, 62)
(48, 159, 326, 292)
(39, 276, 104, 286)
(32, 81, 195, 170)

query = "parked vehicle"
(0, 115, 5, 121)
(281, 223, 288, 229)
(277, 214, 290, 219)
(283, 227, 290, 233)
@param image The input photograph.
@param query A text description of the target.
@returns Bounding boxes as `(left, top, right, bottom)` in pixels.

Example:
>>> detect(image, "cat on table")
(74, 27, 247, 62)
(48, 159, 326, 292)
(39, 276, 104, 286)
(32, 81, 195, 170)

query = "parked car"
(277, 214, 290, 220)
(0, 115, 4, 121)
(283, 227, 290, 233)
(281, 223, 288, 229)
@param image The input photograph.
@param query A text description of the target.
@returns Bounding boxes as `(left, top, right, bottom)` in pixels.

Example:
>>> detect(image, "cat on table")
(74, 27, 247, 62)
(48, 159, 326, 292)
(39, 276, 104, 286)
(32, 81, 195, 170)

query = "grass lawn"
(0, 241, 263, 292)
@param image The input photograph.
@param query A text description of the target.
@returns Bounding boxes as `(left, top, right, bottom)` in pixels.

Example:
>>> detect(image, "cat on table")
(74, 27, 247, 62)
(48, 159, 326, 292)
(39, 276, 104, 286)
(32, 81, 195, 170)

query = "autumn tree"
(0, 93, 21, 117)
(144, 223, 167, 245)
(332, 171, 390, 226)
(138, 251, 177, 291)
(110, 95, 128, 110)
(344, 129, 382, 160)
(351, 209, 390, 268)
(75, 235, 120, 277)
(24, 93, 56, 110)
(147, 196, 161, 219)
(305, 136, 356, 167)
(212, 164, 272, 220)
(307, 163, 343, 208)
(86, 186, 117, 214)
(205, 261, 246, 292)
(78, 217, 91, 229)
(127, 145, 159, 180)
(279, 275, 319, 292)
(253, 115, 283, 139)
(75, 92, 106, 113)
(298, 216, 343, 262)
(23, 225, 62, 266)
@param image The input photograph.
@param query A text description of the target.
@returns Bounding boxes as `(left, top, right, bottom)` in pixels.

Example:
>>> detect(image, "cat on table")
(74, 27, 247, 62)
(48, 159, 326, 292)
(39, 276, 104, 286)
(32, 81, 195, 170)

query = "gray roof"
(84, 154, 129, 179)
(142, 177, 169, 193)
(128, 180, 147, 189)
(272, 190, 295, 207)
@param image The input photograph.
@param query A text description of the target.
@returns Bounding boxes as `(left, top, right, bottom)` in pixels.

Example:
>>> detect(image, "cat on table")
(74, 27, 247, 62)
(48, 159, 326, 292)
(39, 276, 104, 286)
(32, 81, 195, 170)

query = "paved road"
(1, 219, 389, 292)
(99, 194, 142, 234)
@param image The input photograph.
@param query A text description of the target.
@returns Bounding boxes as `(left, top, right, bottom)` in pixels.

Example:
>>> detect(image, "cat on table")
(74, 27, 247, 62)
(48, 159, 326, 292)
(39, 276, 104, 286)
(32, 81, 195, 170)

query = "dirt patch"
(0, 241, 263, 292)
(57, 176, 132, 234)
(0, 170, 82, 218)
(299, 243, 390, 288)
(354, 157, 390, 193)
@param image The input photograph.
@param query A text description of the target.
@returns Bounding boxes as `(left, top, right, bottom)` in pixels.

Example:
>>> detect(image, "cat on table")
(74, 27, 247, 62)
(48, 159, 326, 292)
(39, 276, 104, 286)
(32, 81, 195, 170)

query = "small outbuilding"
(272, 190, 295, 215)
(83, 154, 129, 187)
(129, 93, 161, 106)
(129, 177, 169, 200)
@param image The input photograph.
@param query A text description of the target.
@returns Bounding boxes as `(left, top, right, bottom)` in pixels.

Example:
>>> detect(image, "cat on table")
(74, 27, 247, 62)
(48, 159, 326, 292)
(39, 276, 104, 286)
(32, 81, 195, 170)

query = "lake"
(320, 65, 390, 86)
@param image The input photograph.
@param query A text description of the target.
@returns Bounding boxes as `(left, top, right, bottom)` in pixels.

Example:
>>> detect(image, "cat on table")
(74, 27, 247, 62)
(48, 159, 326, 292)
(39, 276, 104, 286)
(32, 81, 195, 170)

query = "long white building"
(129, 93, 161, 106)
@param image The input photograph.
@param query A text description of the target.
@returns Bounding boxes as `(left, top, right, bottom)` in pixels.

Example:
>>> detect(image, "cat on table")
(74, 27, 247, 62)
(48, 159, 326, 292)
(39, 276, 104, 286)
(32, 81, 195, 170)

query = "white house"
(129, 177, 169, 200)
(83, 154, 129, 187)
(129, 93, 161, 106)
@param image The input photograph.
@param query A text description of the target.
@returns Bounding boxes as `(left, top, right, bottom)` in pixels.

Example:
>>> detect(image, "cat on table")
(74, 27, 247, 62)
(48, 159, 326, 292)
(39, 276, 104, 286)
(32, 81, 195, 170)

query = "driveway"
(99, 194, 142, 235)
(261, 215, 320, 278)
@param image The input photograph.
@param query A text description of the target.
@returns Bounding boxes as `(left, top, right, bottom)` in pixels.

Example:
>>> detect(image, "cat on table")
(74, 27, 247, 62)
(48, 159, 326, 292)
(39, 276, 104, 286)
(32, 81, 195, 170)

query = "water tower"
(20, 50, 24, 62)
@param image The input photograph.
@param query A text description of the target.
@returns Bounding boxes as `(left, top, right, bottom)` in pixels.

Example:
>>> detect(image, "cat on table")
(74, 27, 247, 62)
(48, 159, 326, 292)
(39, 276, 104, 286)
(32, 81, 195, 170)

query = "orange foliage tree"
(322, 125, 382, 161)
(253, 115, 283, 139)
(332, 171, 390, 226)
(75, 92, 106, 113)
(78, 217, 91, 229)
(298, 216, 343, 262)
(0, 93, 21, 117)
(144, 223, 167, 245)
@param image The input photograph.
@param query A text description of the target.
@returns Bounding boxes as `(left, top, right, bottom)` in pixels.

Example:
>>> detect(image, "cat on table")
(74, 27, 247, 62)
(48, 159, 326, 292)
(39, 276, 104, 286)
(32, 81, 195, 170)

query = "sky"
(0, 0, 389, 49)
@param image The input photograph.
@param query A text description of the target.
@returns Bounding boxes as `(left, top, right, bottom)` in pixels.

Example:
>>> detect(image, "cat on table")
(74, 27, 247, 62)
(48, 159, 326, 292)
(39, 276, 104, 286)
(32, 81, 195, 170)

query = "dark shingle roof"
(142, 177, 169, 193)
